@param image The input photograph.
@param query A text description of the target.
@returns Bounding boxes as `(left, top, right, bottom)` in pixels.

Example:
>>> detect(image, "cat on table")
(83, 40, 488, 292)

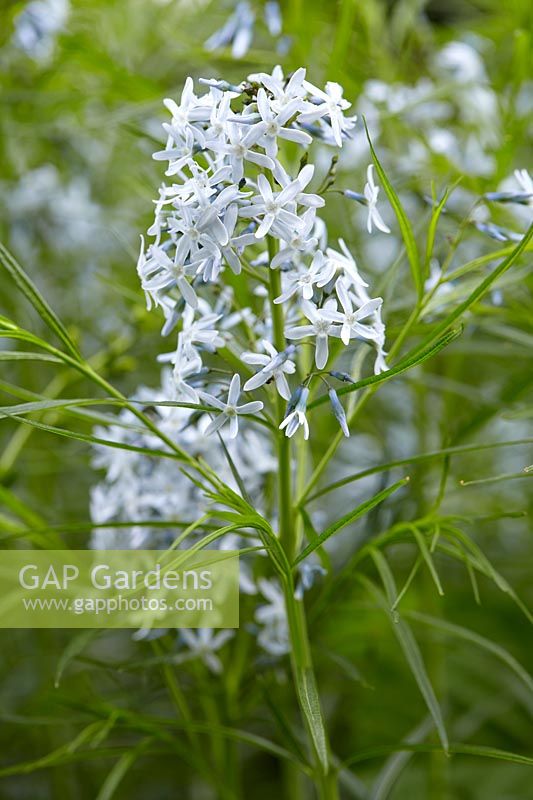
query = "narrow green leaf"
(0, 722, 112, 777)
(442, 525, 533, 624)
(410, 222, 533, 359)
(95, 740, 151, 800)
(0, 413, 186, 461)
(459, 470, 532, 487)
(260, 682, 309, 763)
(308, 327, 461, 408)
(215, 430, 252, 503)
(0, 241, 81, 361)
(392, 555, 423, 612)
(0, 484, 45, 528)
(298, 506, 332, 572)
(364, 555, 449, 753)
(294, 478, 409, 566)
(115, 707, 308, 769)
(407, 611, 533, 694)
(294, 667, 329, 774)
(444, 241, 533, 283)
(0, 398, 109, 417)
(369, 716, 434, 800)
(0, 351, 63, 364)
(363, 118, 422, 298)
(0, 397, 215, 419)
(306, 437, 533, 503)
(55, 630, 99, 688)
(0, 315, 20, 331)
(345, 742, 533, 768)
(410, 527, 444, 596)
(424, 182, 459, 281)
(324, 651, 373, 689)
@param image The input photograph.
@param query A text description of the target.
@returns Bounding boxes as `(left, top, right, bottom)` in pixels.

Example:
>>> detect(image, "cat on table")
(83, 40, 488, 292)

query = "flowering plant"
(86, 65, 528, 796)
(0, 46, 531, 799)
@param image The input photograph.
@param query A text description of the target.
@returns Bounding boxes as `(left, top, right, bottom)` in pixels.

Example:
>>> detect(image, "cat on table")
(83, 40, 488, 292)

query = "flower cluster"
(4, 165, 102, 259)
(12, 0, 70, 61)
(204, 1, 288, 60)
(137, 67, 388, 441)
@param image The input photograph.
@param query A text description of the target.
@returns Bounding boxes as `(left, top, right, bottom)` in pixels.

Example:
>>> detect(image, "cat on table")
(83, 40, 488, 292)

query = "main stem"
(267, 237, 296, 562)
(266, 234, 338, 800)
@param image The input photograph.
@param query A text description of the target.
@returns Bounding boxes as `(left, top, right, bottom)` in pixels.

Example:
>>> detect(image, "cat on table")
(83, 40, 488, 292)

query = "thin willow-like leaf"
(1, 413, 185, 461)
(0, 396, 215, 418)
(293, 478, 409, 567)
(117, 708, 310, 770)
(0, 351, 63, 364)
(442, 525, 533, 623)
(298, 506, 332, 572)
(459, 471, 532, 487)
(365, 555, 449, 753)
(410, 222, 533, 359)
(305, 437, 533, 503)
(215, 430, 251, 503)
(370, 717, 434, 800)
(364, 119, 422, 297)
(392, 555, 423, 611)
(55, 630, 100, 688)
(344, 742, 533, 768)
(410, 526, 444, 596)
(0, 241, 81, 361)
(95, 740, 152, 800)
(309, 327, 461, 408)
(423, 182, 460, 281)
(444, 241, 533, 283)
(0, 721, 114, 777)
(407, 611, 533, 694)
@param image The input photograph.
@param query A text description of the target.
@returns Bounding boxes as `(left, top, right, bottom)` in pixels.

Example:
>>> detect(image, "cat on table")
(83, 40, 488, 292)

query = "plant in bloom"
(1, 16, 531, 799)
(90, 66, 402, 790)
(94, 66, 392, 667)
(137, 66, 389, 444)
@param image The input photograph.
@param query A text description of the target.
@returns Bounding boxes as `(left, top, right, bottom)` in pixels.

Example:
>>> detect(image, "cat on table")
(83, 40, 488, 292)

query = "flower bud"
(328, 388, 349, 437)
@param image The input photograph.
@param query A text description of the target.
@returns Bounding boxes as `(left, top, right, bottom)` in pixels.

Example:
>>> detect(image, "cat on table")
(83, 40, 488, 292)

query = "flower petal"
(228, 373, 241, 405)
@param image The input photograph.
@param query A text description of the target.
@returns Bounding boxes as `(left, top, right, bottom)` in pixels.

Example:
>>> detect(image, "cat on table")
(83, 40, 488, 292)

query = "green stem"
(267, 239, 296, 562)
(415, 376, 448, 800)
(283, 585, 339, 800)
(318, 771, 340, 800)
(282, 758, 306, 800)
(265, 236, 337, 798)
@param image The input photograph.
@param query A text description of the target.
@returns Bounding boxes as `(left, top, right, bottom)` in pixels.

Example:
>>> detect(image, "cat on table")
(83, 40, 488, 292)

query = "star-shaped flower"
(285, 299, 340, 369)
(323, 278, 383, 346)
(242, 341, 296, 399)
(274, 250, 335, 303)
(200, 373, 264, 438)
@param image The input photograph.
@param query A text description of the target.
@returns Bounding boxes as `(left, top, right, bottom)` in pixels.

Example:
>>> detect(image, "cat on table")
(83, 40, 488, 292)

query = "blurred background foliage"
(0, 0, 532, 798)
